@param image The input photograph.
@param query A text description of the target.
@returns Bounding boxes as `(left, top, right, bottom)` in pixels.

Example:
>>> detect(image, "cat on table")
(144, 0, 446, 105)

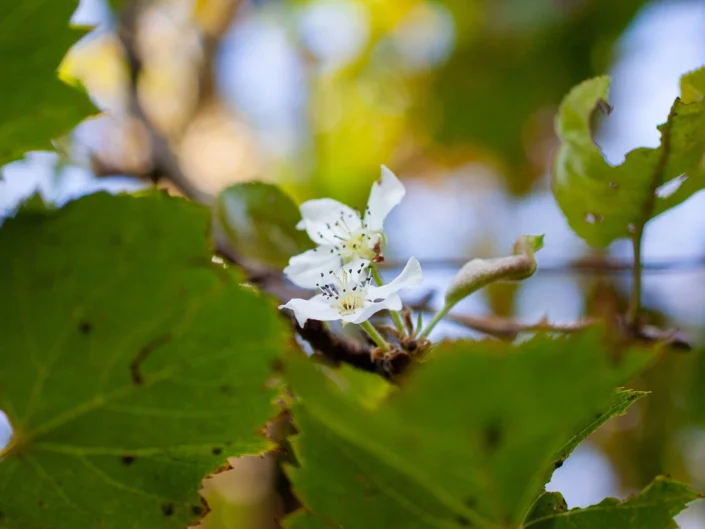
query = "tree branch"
(111, 3, 380, 374)
(411, 296, 691, 349)
(116, 2, 214, 204)
(379, 255, 705, 274)
(411, 297, 594, 340)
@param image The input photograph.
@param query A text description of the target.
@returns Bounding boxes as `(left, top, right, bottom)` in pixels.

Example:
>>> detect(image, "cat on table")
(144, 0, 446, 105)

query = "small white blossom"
(284, 165, 405, 289)
(280, 257, 422, 326)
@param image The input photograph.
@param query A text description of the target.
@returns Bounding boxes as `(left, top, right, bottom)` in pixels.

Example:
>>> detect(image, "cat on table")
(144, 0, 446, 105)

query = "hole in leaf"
(584, 213, 604, 224)
(0, 411, 12, 455)
(655, 174, 687, 199)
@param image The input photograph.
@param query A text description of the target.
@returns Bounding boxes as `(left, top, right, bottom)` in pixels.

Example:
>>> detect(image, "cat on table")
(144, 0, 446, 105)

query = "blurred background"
(1, 0, 705, 526)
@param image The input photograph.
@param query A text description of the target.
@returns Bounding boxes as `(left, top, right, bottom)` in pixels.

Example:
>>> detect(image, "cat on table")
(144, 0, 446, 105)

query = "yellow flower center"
(335, 290, 366, 315)
(339, 230, 377, 261)
(317, 265, 373, 316)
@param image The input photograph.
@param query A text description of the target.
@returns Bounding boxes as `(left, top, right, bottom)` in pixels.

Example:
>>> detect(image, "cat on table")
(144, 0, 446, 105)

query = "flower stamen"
(318, 266, 373, 316)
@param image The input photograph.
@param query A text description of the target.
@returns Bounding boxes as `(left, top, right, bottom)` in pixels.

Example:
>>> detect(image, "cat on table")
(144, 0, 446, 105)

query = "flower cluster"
(280, 166, 422, 330)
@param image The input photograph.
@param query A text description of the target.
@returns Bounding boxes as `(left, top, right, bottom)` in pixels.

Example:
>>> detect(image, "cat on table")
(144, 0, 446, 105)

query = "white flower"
(280, 257, 423, 327)
(284, 165, 406, 288)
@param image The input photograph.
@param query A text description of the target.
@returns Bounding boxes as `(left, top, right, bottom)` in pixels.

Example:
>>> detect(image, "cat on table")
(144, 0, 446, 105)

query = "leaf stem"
(419, 305, 451, 338)
(627, 101, 676, 328)
(370, 266, 406, 335)
(359, 321, 390, 352)
(627, 231, 643, 327)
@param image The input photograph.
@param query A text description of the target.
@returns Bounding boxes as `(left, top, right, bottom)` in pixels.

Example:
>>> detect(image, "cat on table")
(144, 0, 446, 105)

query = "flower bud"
(445, 235, 544, 307)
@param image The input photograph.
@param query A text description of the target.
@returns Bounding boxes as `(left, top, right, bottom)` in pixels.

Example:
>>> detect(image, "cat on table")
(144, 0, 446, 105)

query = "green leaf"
(284, 509, 337, 529)
(217, 182, 314, 268)
(106, 0, 126, 11)
(524, 491, 568, 523)
(552, 68, 705, 247)
(445, 234, 544, 307)
(0, 0, 96, 168)
(524, 477, 701, 528)
(552, 389, 648, 468)
(0, 193, 286, 529)
(285, 330, 654, 528)
(681, 67, 705, 104)
(426, 0, 650, 193)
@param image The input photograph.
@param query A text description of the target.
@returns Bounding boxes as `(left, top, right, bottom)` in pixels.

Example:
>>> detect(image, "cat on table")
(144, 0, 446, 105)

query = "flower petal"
(345, 293, 403, 324)
(368, 257, 423, 299)
(284, 246, 342, 289)
(279, 295, 342, 327)
(299, 198, 363, 245)
(364, 165, 406, 231)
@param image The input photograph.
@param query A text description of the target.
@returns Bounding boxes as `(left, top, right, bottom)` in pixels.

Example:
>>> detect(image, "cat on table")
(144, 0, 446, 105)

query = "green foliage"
(552, 389, 647, 467)
(0, 193, 285, 529)
(106, 0, 126, 11)
(217, 182, 314, 268)
(681, 68, 705, 104)
(524, 491, 568, 522)
(553, 67, 705, 247)
(524, 477, 701, 528)
(0, 0, 96, 169)
(285, 510, 332, 529)
(284, 331, 656, 528)
(428, 0, 650, 192)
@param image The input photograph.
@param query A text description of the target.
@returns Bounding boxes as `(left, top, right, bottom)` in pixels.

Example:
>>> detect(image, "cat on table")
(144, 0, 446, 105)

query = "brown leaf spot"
(130, 333, 173, 385)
